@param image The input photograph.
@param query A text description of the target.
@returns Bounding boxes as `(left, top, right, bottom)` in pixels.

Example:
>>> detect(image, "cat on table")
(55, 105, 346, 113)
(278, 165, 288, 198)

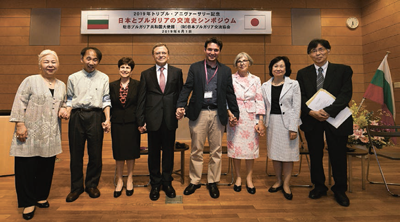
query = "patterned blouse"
(9, 75, 66, 157)
(119, 82, 129, 107)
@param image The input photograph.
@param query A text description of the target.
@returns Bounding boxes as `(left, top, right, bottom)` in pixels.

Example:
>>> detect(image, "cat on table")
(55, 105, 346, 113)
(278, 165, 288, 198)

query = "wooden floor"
(1, 141, 400, 222)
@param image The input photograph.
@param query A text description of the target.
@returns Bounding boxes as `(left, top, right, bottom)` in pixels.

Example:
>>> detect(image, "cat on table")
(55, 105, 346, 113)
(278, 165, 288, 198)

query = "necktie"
(159, 67, 165, 93)
(316, 67, 324, 90)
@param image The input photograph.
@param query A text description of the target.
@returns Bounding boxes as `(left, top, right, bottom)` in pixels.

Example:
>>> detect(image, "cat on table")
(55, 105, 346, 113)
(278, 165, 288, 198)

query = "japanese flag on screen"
(244, 15, 266, 30)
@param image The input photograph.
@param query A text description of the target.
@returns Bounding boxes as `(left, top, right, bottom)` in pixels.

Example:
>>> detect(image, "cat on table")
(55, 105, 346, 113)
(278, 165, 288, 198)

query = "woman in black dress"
(110, 57, 141, 197)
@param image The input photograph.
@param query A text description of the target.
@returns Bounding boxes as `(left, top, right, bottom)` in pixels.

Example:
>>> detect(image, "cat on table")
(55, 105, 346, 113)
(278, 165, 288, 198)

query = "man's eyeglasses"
(309, 48, 327, 54)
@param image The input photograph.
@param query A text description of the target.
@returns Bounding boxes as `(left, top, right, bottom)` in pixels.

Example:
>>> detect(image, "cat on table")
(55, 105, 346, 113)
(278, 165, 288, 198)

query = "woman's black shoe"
(114, 187, 123, 198)
(268, 185, 283, 193)
(233, 184, 242, 192)
(126, 188, 134, 196)
(36, 201, 49, 208)
(282, 189, 293, 200)
(246, 185, 256, 194)
(22, 206, 35, 220)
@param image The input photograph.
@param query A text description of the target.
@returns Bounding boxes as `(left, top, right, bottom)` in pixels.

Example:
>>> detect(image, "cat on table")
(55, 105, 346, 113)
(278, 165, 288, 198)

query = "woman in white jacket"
(261, 56, 301, 200)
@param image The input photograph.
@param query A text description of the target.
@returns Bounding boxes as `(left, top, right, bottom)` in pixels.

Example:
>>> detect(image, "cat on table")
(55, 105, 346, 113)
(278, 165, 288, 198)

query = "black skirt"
(111, 122, 141, 160)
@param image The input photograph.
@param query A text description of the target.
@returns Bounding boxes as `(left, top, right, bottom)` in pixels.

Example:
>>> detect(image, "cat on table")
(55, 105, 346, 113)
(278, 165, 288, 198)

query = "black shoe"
(207, 183, 220, 199)
(36, 201, 49, 208)
(309, 188, 327, 199)
(22, 206, 35, 220)
(184, 183, 201, 195)
(246, 185, 256, 194)
(162, 185, 176, 198)
(85, 187, 101, 198)
(114, 187, 123, 198)
(126, 188, 134, 196)
(282, 189, 293, 200)
(66, 189, 84, 202)
(268, 185, 283, 193)
(233, 184, 241, 192)
(149, 186, 161, 201)
(334, 192, 350, 207)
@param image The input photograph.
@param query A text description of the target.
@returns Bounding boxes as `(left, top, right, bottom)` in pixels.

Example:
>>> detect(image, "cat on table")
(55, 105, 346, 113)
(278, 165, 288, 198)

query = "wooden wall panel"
(361, 0, 400, 121)
(0, 0, 384, 134)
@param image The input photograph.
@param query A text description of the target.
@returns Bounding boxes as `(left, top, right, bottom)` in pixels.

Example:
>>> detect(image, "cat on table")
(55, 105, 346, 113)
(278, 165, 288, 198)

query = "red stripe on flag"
(88, 24, 108, 29)
(363, 84, 384, 105)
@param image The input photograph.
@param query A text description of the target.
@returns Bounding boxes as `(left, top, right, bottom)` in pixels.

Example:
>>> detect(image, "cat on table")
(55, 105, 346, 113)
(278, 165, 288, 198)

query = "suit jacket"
(136, 64, 183, 131)
(296, 62, 353, 135)
(176, 60, 239, 125)
(109, 78, 140, 124)
(261, 77, 301, 132)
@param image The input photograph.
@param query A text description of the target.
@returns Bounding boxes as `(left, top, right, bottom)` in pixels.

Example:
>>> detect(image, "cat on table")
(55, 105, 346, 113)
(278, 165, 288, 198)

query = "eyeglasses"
(236, 60, 249, 64)
(310, 48, 327, 54)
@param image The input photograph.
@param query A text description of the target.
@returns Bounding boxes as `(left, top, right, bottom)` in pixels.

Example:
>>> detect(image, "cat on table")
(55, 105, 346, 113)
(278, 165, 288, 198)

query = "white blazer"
(261, 76, 301, 132)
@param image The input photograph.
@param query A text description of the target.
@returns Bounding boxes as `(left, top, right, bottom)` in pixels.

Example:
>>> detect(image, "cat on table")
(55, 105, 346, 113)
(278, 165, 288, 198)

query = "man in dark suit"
(176, 37, 239, 199)
(296, 39, 353, 207)
(137, 43, 183, 201)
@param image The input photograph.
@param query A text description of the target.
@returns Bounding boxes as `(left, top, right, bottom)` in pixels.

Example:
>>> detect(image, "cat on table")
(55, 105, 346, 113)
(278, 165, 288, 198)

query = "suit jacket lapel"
(125, 77, 134, 105)
(280, 77, 292, 99)
(149, 65, 161, 92)
(323, 62, 335, 90)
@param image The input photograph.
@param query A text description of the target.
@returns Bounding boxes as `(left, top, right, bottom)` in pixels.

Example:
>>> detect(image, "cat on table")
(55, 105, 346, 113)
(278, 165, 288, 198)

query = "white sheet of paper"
(306, 89, 352, 129)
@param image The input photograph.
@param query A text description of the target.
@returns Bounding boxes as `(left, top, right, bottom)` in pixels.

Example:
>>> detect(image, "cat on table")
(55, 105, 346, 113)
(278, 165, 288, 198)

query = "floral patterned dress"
(227, 73, 265, 159)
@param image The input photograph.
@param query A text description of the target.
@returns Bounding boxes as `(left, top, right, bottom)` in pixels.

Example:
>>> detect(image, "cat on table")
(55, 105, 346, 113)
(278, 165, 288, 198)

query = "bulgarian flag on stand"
(363, 54, 396, 126)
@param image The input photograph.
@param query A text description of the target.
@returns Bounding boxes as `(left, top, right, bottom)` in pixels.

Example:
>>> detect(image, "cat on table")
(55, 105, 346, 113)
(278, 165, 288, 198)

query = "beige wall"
(1, 0, 399, 140)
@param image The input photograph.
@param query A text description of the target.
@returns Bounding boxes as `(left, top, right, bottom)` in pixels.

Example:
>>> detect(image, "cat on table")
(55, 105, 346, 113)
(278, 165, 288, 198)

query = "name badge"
(204, 91, 212, 99)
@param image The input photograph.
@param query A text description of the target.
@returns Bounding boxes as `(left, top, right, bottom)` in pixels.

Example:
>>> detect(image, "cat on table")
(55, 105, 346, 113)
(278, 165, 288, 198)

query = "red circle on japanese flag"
(251, 18, 259, 27)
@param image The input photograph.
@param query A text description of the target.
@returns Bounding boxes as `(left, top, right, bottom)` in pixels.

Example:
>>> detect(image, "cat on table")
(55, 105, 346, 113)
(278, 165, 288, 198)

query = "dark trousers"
(147, 120, 176, 187)
(305, 122, 348, 193)
(68, 109, 104, 192)
(15, 156, 56, 208)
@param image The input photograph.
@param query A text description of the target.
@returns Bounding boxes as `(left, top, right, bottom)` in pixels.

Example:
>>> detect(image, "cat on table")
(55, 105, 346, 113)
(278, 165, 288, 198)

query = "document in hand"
(306, 89, 352, 129)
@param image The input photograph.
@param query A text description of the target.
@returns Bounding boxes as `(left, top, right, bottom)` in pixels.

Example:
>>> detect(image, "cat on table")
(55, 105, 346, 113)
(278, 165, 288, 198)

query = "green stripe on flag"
(88, 20, 108, 25)
(383, 80, 394, 114)
(370, 70, 384, 88)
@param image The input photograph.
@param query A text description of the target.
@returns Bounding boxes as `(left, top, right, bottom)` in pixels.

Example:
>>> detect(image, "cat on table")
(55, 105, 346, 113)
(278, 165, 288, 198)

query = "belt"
(202, 104, 217, 110)
(74, 108, 102, 112)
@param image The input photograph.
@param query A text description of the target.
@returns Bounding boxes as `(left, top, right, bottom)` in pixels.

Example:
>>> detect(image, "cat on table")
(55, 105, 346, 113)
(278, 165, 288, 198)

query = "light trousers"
(189, 109, 225, 184)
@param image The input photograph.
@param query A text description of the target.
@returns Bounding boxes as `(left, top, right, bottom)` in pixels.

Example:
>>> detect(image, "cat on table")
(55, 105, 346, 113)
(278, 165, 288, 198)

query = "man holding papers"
(296, 39, 353, 207)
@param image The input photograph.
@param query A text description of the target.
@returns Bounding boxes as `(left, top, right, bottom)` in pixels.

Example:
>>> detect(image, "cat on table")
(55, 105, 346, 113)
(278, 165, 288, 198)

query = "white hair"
(38, 49, 59, 67)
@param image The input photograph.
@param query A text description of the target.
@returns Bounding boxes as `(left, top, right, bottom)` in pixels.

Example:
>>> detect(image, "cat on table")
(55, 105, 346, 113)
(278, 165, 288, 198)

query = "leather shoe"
(66, 190, 84, 202)
(162, 185, 176, 198)
(36, 201, 49, 208)
(184, 183, 201, 195)
(334, 192, 350, 207)
(268, 185, 283, 193)
(233, 184, 241, 192)
(309, 188, 327, 199)
(114, 187, 123, 198)
(85, 187, 101, 198)
(22, 206, 35, 220)
(207, 183, 220, 199)
(126, 188, 134, 196)
(149, 186, 161, 201)
(246, 185, 256, 194)
(282, 189, 293, 200)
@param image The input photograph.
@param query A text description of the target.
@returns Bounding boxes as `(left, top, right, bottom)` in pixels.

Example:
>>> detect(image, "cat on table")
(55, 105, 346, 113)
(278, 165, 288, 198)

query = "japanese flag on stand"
(244, 15, 266, 30)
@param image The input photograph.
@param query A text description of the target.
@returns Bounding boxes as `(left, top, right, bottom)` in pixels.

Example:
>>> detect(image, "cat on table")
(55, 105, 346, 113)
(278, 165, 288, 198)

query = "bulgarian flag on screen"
(87, 15, 109, 29)
(363, 54, 396, 124)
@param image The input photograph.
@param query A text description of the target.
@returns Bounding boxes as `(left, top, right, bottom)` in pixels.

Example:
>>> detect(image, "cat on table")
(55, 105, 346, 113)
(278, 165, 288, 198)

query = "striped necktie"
(316, 67, 324, 90)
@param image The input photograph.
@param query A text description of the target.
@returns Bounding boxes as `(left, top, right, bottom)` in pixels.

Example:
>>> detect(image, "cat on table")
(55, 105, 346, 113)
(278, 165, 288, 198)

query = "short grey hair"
(38, 49, 59, 67)
(233, 52, 254, 67)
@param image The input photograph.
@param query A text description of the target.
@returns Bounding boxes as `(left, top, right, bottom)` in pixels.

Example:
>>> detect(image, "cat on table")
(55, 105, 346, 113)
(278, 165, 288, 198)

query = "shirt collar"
(156, 63, 168, 71)
(313, 61, 329, 72)
(82, 69, 96, 77)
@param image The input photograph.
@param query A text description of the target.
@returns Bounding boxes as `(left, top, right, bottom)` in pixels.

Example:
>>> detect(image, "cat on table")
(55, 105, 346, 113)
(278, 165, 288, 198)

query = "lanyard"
(204, 60, 218, 84)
